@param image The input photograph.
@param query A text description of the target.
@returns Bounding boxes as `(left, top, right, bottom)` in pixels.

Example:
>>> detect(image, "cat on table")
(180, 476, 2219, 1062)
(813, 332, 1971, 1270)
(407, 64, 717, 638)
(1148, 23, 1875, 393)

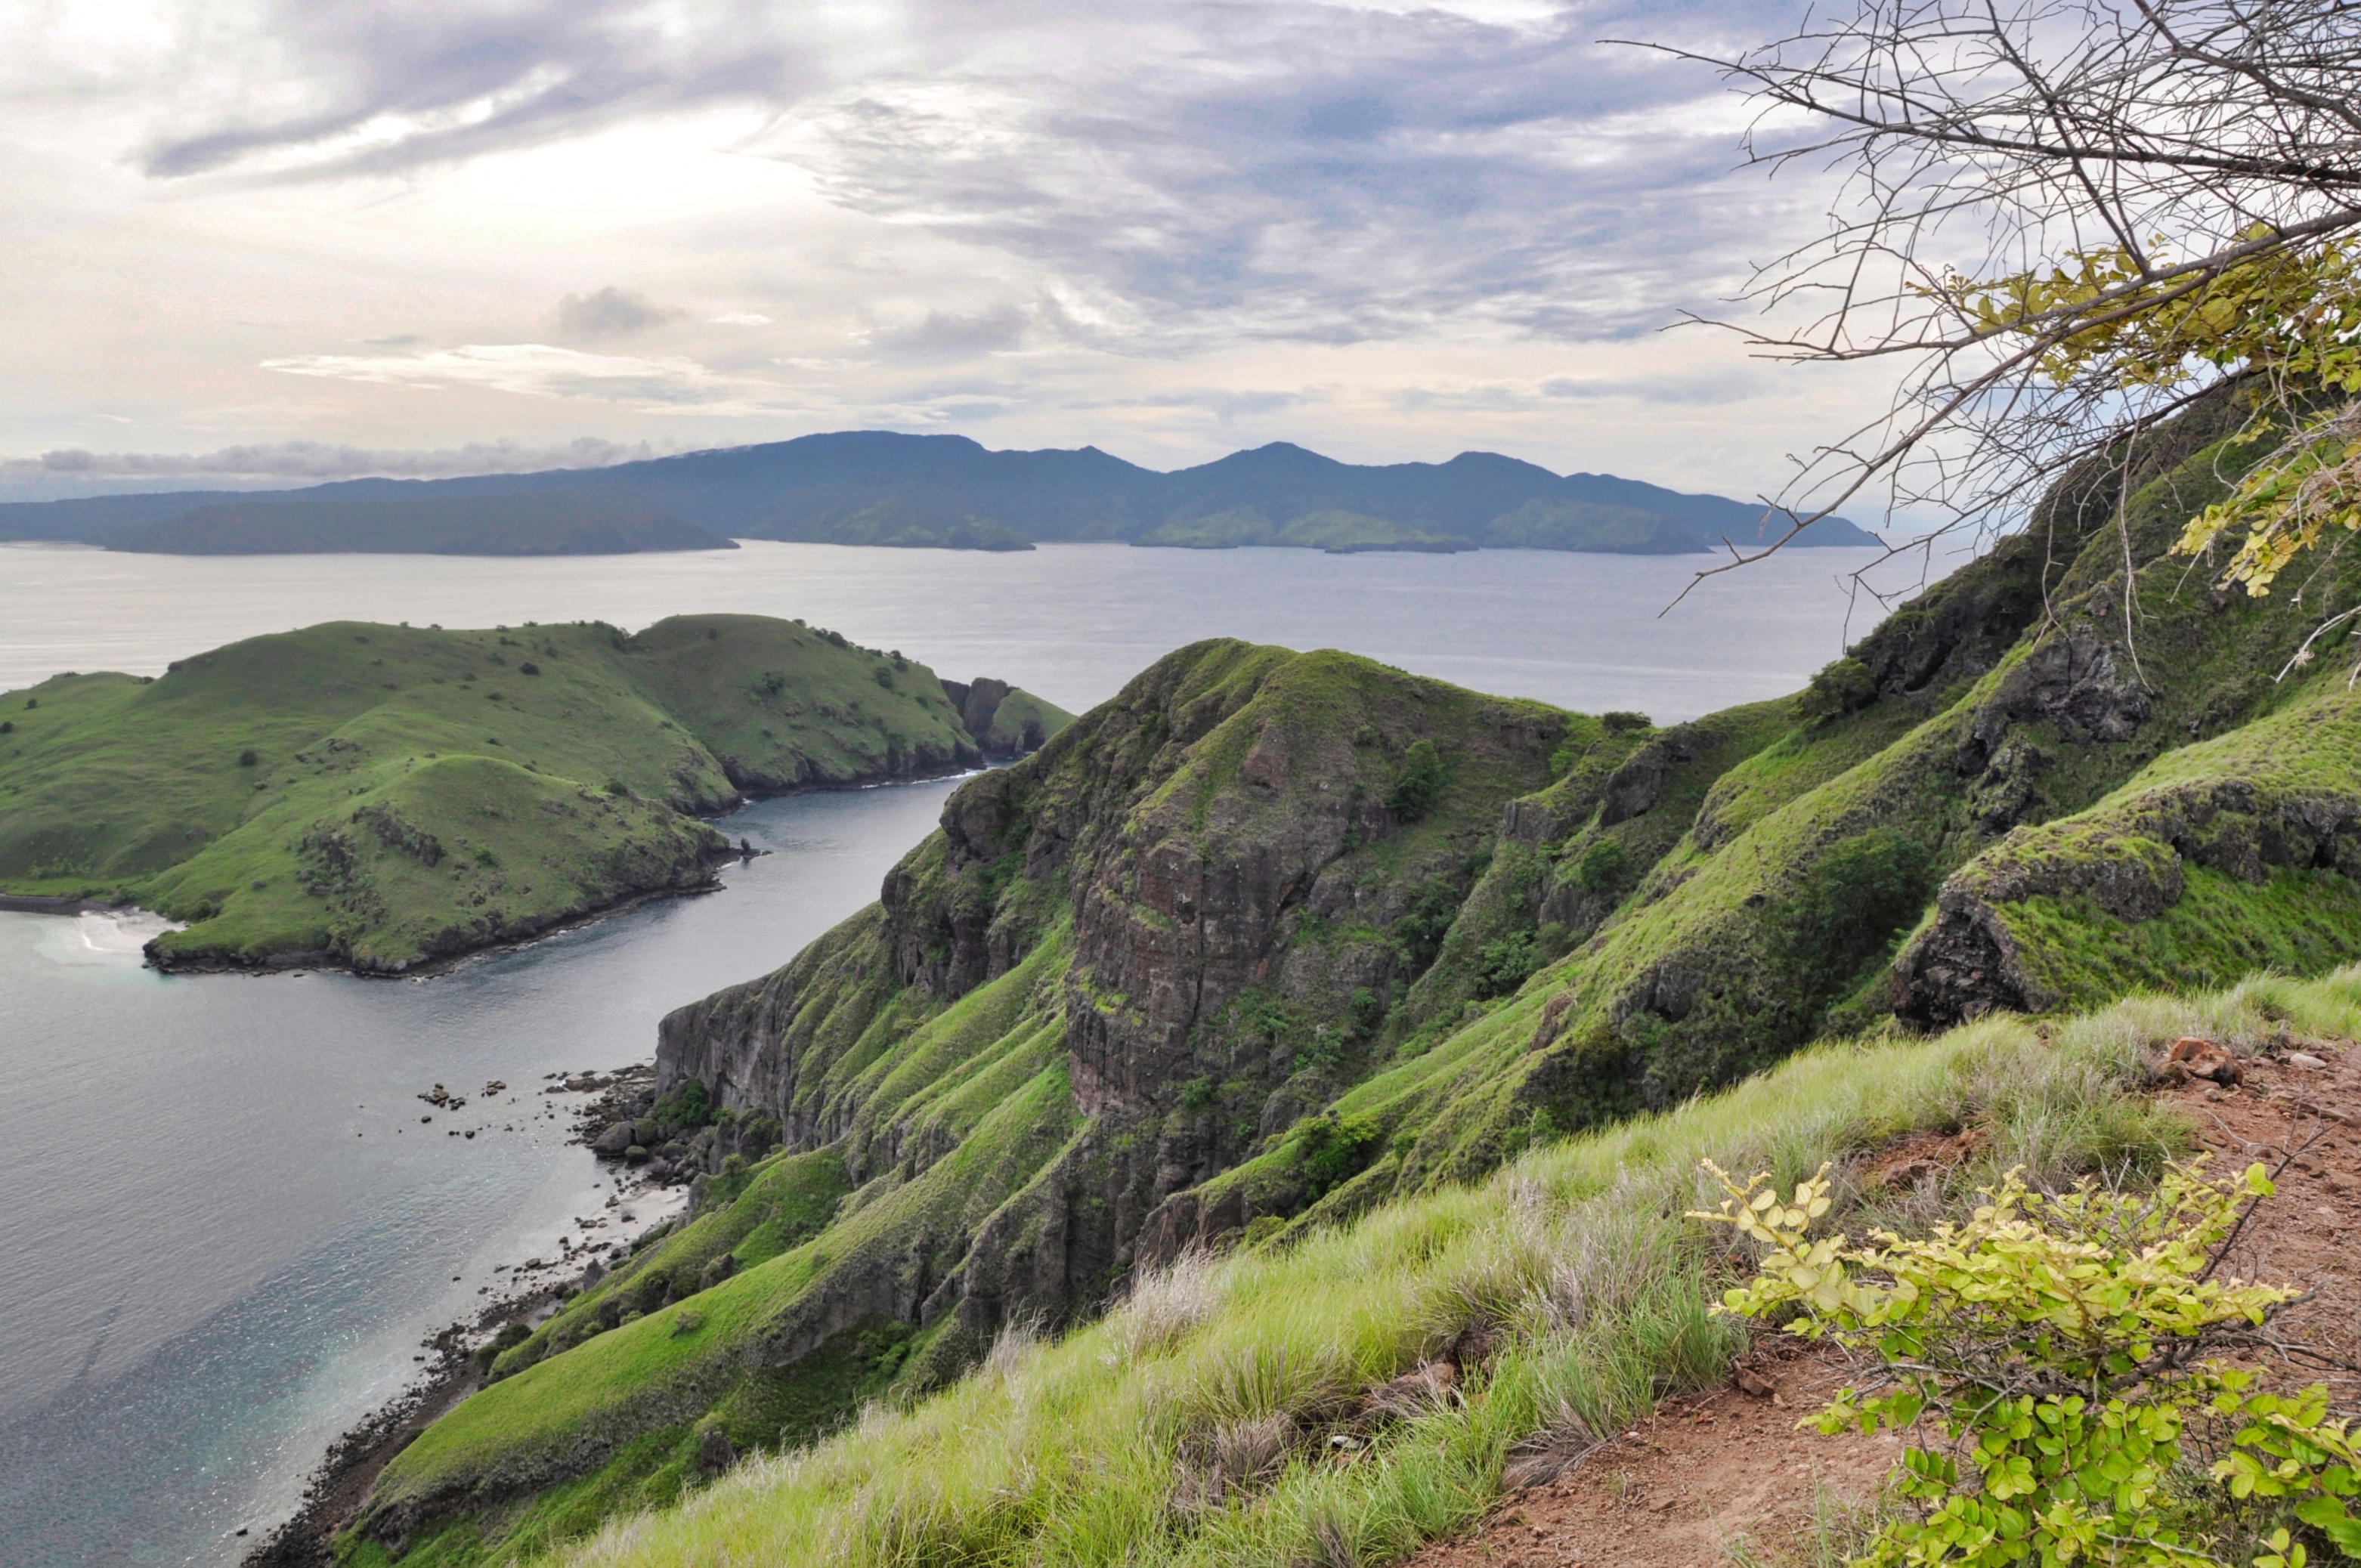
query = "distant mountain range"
(0, 432, 1881, 557)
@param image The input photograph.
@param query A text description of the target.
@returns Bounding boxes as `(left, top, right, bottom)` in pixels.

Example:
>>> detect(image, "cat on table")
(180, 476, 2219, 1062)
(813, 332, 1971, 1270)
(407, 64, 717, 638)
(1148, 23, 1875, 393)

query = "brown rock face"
(657, 639, 1569, 1332)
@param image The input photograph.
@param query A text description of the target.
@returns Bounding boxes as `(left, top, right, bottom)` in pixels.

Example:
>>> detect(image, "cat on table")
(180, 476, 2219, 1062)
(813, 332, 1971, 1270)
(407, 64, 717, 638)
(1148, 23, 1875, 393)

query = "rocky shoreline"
(237, 1062, 696, 1566)
(144, 843, 756, 980)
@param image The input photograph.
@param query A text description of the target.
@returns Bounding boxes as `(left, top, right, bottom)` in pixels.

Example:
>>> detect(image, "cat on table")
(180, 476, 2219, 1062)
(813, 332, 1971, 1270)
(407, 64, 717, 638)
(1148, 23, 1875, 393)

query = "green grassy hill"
(0, 616, 1071, 973)
(329, 397, 2361, 1563)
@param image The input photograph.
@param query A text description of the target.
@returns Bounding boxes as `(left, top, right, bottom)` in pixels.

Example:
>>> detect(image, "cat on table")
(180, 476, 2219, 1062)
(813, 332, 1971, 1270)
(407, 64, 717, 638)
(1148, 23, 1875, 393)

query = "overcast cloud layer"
(0, 0, 1895, 502)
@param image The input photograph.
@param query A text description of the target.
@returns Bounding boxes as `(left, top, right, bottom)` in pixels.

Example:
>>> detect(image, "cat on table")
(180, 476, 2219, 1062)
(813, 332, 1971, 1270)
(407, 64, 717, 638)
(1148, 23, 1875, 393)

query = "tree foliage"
(1694, 1157, 2361, 1568)
(1657, 2, 2361, 620)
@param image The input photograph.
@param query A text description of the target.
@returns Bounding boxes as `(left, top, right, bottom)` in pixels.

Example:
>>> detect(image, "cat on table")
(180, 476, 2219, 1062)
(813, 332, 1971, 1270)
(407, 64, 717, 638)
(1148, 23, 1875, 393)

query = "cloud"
(710, 311, 773, 326)
(757, 2, 1833, 349)
(2, 436, 675, 481)
(116, 2, 1837, 357)
(259, 342, 812, 416)
(555, 286, 683, 338)
(871, 303, 1029, 360)
(136, 1, 818, 181)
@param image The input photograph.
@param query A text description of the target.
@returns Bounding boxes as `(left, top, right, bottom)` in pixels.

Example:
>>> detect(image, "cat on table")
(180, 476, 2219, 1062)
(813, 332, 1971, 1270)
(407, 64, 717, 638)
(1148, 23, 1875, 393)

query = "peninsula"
(0, 615, 1069, 973)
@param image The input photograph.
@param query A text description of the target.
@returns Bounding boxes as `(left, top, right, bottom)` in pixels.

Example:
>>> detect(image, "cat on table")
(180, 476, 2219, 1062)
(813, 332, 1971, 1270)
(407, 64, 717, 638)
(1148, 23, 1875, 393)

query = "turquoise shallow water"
(0, 538, 1951, 1564)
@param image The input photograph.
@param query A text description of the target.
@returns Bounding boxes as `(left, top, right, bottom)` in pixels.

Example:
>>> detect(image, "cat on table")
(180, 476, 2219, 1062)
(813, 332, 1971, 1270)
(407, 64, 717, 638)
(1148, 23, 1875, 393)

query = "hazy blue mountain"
(0, 432, 1882, 555)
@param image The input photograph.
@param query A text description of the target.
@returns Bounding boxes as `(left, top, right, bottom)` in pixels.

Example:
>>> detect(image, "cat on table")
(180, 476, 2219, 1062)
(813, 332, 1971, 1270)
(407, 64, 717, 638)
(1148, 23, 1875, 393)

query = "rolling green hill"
(0, 616, 1070, 973)
(326, 394, 2361, 1564)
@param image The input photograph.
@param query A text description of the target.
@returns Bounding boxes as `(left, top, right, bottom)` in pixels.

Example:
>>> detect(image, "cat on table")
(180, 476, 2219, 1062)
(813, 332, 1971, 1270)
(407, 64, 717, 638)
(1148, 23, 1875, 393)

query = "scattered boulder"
(2158, 1036, 2242, 1087)
(590, 1122, 636, 1156)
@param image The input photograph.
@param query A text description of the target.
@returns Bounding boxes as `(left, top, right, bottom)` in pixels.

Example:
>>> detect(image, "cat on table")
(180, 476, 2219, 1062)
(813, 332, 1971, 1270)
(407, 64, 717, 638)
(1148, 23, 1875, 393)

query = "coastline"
(9, 765, 988, 984)
(242, 1069, 688, 1566)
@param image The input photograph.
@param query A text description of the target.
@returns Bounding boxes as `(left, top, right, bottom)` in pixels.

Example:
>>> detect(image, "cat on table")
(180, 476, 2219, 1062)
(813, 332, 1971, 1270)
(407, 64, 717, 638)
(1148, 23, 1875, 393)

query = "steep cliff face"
(360, 643, 1592, 1551)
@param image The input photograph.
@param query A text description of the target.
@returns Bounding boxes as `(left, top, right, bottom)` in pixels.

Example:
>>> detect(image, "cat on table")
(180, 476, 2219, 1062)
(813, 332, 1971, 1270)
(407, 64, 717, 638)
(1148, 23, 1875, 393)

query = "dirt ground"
(1408, 1036, 2361, 1568)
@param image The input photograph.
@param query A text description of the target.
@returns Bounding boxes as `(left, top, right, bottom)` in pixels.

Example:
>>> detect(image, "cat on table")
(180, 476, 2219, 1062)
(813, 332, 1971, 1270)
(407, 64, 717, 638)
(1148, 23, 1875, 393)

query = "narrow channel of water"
(0, 781, 958, 1567)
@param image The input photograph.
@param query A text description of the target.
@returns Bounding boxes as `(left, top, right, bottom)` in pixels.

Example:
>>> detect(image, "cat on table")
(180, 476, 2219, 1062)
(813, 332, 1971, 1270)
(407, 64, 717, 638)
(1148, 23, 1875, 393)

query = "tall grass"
(555, 970, 2361, 1568)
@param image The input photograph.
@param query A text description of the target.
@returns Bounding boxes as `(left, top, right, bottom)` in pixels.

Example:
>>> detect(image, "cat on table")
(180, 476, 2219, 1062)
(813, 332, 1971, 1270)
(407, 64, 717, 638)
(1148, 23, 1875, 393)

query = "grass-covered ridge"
(432, 970, 2361, 1568)
(0, 614, 1072, 971)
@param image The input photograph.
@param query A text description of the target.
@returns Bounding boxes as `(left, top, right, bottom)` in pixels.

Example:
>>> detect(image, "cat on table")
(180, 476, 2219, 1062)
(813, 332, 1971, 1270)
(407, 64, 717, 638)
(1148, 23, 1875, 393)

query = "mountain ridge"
(0, 432, 1882, 555)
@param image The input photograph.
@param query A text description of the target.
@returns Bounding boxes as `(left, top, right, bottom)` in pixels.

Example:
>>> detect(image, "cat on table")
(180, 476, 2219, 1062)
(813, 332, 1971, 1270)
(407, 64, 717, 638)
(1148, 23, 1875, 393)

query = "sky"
(0, 0, 1904, 503)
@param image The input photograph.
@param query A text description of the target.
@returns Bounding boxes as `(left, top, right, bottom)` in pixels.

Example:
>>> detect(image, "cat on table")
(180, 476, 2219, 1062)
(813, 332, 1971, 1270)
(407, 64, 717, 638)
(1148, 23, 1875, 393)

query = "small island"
(0, 614, 1069, 974)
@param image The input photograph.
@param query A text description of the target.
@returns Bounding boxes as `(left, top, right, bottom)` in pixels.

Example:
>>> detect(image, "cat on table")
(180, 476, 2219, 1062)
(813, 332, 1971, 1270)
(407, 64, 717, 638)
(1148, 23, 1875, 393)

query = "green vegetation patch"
(0, 615, 1071, 970)
(504, 969, 2361, 1568)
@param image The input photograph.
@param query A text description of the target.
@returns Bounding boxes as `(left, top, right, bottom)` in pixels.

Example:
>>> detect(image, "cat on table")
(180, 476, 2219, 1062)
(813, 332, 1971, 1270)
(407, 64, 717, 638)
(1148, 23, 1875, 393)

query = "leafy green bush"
(237, 748, 258, 767)
(1698, 1157, 2361, 1568)
(1393, 877, 1462, 976)
(1290, 1113, 1382, 1202)
(874, 666, 896, 689)
(1794, 657, 1880, 724)
(1472, 930, 1543, 998)
(1388, 739, 1448, 821)
(1783, 827, 1933, 991)
(1572, 837, 1632, 895)
(1602, 710, 1652, 734)
(654, 1079, 716, 1132)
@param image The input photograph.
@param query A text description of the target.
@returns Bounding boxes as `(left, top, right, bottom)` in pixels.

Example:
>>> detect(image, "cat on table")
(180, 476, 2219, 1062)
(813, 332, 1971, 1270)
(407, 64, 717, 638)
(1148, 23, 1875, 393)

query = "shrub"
(1348, 986, 1386, 1038)
(654, 1079, 717, 1132)
(1697, 1157, 2361, 1568)
(519, 662, 540, 676)
(1291, 1113, 1382, 1202)
(237, 749, 258, 767)
(606, 779, 634, 799)
(1, 720, 11, 734)
(1180, 1076, 1219, 1111)
(1601, 710, 1652, 733)
(475, 1320, 533, 1375)
(1794, 656, 1879, 724)
(1782, 827, 1933, 991)
(1473, 930, 1543, 998)
(1394, 876, 1462, 976)
(1388, 739, 1448, 821)
(874, 666, 896, 689)
(1571, 837, 1631, 895)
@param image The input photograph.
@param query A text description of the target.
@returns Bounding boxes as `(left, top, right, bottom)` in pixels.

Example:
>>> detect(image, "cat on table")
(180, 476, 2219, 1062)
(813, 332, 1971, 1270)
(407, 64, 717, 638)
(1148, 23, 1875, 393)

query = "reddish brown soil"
(1408, 1038, 2361, 1568)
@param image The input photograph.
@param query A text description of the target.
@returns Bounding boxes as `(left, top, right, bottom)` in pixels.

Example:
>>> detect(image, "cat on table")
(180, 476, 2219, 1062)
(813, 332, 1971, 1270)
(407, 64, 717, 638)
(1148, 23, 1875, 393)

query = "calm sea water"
(0, 539, 1944, 721)
(0, 539, 1950, 1566)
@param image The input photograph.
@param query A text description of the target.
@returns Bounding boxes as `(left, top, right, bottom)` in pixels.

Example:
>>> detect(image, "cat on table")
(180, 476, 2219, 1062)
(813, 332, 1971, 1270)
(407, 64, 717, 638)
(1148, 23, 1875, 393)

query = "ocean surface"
(0, 538, 1950, 1566)
(0, 538, 1945, 721)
